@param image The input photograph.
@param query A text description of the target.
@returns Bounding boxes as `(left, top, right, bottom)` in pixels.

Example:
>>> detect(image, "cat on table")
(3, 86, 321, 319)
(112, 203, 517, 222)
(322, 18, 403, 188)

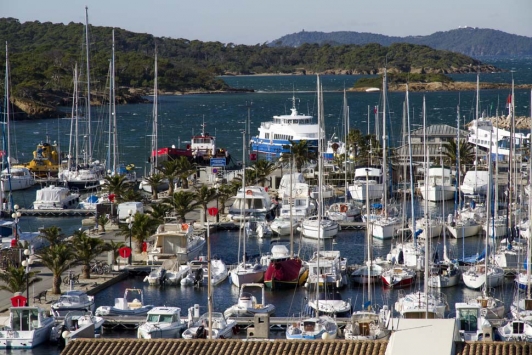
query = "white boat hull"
(372, 218, 402, 240)
(300, 220, 338, 239)
(419, 185, 456, 201)
(348, 183, 383, 202)
(230, 264, 265, 288)
(446, 222, 481, 238)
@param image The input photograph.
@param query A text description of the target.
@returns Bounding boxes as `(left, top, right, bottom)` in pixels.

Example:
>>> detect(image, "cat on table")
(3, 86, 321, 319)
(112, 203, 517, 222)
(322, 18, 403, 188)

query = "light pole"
(21, 248, 31, 306)
(127, 209, 133, 265)
(12, 204, 21, 244)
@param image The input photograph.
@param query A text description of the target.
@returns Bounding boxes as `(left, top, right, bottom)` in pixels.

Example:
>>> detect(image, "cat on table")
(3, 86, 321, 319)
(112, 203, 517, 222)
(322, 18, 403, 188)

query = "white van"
(117, 202, 144, 223)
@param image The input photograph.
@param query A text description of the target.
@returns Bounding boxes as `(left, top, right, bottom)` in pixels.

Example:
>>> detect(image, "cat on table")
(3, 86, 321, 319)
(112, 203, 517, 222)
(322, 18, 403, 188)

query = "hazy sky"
(3, 0, 532, 45)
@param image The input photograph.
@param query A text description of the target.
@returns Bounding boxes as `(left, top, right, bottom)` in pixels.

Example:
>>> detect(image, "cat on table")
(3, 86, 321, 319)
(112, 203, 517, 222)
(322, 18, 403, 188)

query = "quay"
(18, 208, 96, 217)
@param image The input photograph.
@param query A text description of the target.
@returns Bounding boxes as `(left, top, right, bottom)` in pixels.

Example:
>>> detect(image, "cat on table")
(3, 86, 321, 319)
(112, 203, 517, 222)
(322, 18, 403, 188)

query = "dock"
(19, 208, 96, 217)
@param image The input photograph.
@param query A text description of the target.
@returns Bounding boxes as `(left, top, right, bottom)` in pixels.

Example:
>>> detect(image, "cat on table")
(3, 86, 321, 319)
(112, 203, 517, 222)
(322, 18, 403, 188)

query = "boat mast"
(151, 50, 158, 175)
(343, 89, 348, 201)
(484, 129, 493, 298)
(112, 28, 118, 172)
(528, 89, 532, 300)
(316, 75, 324, 310)
(382, 70, 388, 219)
(474, 73, 479, 195)
(3, 42, 13, 207)
(84, 6, 92, 163)
(406, 86, 416, 249)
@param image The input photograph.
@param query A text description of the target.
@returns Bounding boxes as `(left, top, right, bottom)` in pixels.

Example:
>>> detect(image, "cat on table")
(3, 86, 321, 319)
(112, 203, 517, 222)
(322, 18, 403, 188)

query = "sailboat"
(300, 86, 339, 240)
(230, 127, 266, 288)
(286, 76, 338, 340)
(138, 50, 169, 194)
(60, 8, 106, 190)
(372, 69, 403, 240)
(1, 43, 34, 193)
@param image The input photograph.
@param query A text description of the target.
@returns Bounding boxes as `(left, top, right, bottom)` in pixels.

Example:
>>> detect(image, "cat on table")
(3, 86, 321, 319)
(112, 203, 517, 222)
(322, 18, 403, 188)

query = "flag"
(506, 94, 512, 108)
(374, 106, 378, 114)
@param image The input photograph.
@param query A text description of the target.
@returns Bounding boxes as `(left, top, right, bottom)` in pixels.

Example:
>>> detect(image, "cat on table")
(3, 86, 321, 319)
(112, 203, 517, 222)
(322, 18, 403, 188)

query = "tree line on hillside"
(270, 28, 532, 57)
(0, 17, 489, 103)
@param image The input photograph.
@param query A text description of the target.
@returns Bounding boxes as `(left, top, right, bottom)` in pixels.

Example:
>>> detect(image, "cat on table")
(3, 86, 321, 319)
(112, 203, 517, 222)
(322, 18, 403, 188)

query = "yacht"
(137, 307, 186, 339)
(250, 95, 321, 160)
(227, 186, 276, 222)
(286, 315, 338, 340)
(418, 166, 456, 201)
(395, 289, 448, 319)
(262, 244, 305, 290)
(300, 216, 339, 240)
(147, 218, 205, 264)
(182, 312, 236, 339)
(305, 250, 347, 289)
(1, 167, 34, 191)
(0, 305, 55, 349)
(347, 166, 383, 202)
(50, 290, 95, 318)
(32, 185, 80, 210)
(50, 311, 104, 346)
(224, 283, 275, 318)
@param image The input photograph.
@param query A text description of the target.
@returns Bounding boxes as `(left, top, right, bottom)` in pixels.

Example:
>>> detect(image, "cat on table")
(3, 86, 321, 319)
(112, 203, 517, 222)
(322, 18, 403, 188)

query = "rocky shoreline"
(349, 81, 532, 93)
(466, 115, 532, 130)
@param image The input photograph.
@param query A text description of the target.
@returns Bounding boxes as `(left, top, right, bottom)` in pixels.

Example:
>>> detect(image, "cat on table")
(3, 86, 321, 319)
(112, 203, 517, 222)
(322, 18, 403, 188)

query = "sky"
(3, 0, 532, 45)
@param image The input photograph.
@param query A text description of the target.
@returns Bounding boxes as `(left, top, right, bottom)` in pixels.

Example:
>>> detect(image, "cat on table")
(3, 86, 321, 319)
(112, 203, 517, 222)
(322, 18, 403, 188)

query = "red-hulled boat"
(151, 123, 230, 166)
(263, 245, 307, 290)
(381, 266, 416, 288)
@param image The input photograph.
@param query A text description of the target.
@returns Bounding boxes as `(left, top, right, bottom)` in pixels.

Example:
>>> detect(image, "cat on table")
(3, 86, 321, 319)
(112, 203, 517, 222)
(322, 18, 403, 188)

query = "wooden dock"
(19, 208, 96, 217)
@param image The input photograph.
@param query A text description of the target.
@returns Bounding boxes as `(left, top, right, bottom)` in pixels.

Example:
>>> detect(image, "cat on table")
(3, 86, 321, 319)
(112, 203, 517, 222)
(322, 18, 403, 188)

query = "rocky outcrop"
(11, 97, 66, 120)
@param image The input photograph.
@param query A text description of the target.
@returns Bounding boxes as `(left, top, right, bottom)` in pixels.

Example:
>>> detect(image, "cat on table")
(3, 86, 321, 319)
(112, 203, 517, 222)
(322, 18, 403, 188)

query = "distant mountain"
(269, 28, 532, 57)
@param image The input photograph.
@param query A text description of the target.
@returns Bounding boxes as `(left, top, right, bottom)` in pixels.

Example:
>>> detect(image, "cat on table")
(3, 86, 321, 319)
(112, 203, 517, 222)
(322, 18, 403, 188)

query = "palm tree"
(157, 159, 180, 195)
(107, 240, 126, 266)
(194, 185, 218, 222)
(36, 243, 76, 294)
(282, 139, 316, 172)
(442, 139, 476, 174)
(101, 174, 129, 202)
(146, 203, 173, 224)
(163, 190, 200, 222)
(175, 156, 197, 189)
(121, 188, 144, 202)
(97, 214, 109, 232)
(71, 230, 110, 279)
(145, 173, 164, 200)
(251, 160, 276, 186)
(216, 183, 237, 215)
(117, 213, 159, 254)
(38, 226, 64, 247)
(0, 265, 42, 294)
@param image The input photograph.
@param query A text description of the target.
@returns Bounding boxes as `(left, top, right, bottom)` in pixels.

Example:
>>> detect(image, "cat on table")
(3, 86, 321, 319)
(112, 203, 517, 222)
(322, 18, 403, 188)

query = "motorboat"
(347, 166, 383, 202)
(386, 241, 424, 269)
(278, 183, 316, 221)
(227, 186, 276, 222)
(1, 167, 34, 191)
(497, 319, 532, 342)
(418, 165, 456, 201)
(210, 258, 229, 286)
(250, 94, 321, 160)
(14, 140, 61, 178)
(32, 185, 80, 210)
(270, 216, 297, 236)
(300, 216, 339, 240)
(262, 244, 305, 290)
(181, 257, 228, 287)
(95, 288, 154, 317)
(344, 309, 391, 340)
(410, 217, 443, 239)
(143, 266, 167, 286)
(0, 305, 55, 349)
(147, 218, 205, 264)
(372, 216, 403, 240)
(60, 162, 105, 191)
(446, 213, 481, 238)
(277, 173, 306, 199)
(230, 258, 266, 288)
(455, 302, 492, 341)
(182, 312, 236, 339)
(460, 170, 490, 196)
(306, 291, 352, 317)
(137, 307, 186, 339)
(326, 202, 361, 222)
(50, 310, 104, 346)
(464, 293, 506, 326)
(50, 290, 95, 318)
(305, 250, 347, 289)
(224, 283, 275, 318)
(285, 315, 338, 340)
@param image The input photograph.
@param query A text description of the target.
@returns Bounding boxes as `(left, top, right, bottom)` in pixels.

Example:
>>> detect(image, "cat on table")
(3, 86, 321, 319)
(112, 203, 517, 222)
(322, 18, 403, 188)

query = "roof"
(411, 124, 468, 138)
(60, 338, 532, 355)
(62, 339, 389, 355)
(386, 318, 458, 355)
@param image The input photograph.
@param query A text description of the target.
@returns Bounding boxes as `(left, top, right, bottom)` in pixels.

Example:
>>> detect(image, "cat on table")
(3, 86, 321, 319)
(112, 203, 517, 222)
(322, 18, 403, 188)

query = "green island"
(0, 18, 506, 119)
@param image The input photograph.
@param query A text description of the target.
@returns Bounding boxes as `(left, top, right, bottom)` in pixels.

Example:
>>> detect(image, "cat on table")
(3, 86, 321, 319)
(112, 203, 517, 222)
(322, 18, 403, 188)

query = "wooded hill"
(0, 18, 498, 118)
(269, 28, 532, 57)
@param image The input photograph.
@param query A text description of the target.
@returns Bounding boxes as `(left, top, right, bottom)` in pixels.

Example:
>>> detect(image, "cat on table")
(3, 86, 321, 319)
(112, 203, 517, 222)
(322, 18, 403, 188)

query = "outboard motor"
(194, 268, 204, 287)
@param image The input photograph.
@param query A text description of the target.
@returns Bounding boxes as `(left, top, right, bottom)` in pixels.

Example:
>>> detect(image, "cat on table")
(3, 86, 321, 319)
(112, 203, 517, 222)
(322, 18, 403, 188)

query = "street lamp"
(127, 209, 133, 265)
(11, 204, 21, 243)
(21, 248, 32, 306)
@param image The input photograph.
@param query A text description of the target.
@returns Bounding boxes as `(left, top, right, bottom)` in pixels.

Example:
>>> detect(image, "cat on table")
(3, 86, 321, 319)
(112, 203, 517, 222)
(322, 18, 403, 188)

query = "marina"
(0, 65, 531, 354)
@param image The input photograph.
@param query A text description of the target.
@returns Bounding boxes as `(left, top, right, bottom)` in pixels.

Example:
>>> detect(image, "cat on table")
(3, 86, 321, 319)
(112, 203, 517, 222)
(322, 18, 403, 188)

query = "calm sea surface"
(6, 57, 532, 354)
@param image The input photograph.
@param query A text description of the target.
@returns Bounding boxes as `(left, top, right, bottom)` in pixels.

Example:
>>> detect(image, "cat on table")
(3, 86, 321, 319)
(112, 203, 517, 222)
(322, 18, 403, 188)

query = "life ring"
(181, 223, 189, 231)
(246, 190, 253, 196)
(340, 205, 348, 213)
